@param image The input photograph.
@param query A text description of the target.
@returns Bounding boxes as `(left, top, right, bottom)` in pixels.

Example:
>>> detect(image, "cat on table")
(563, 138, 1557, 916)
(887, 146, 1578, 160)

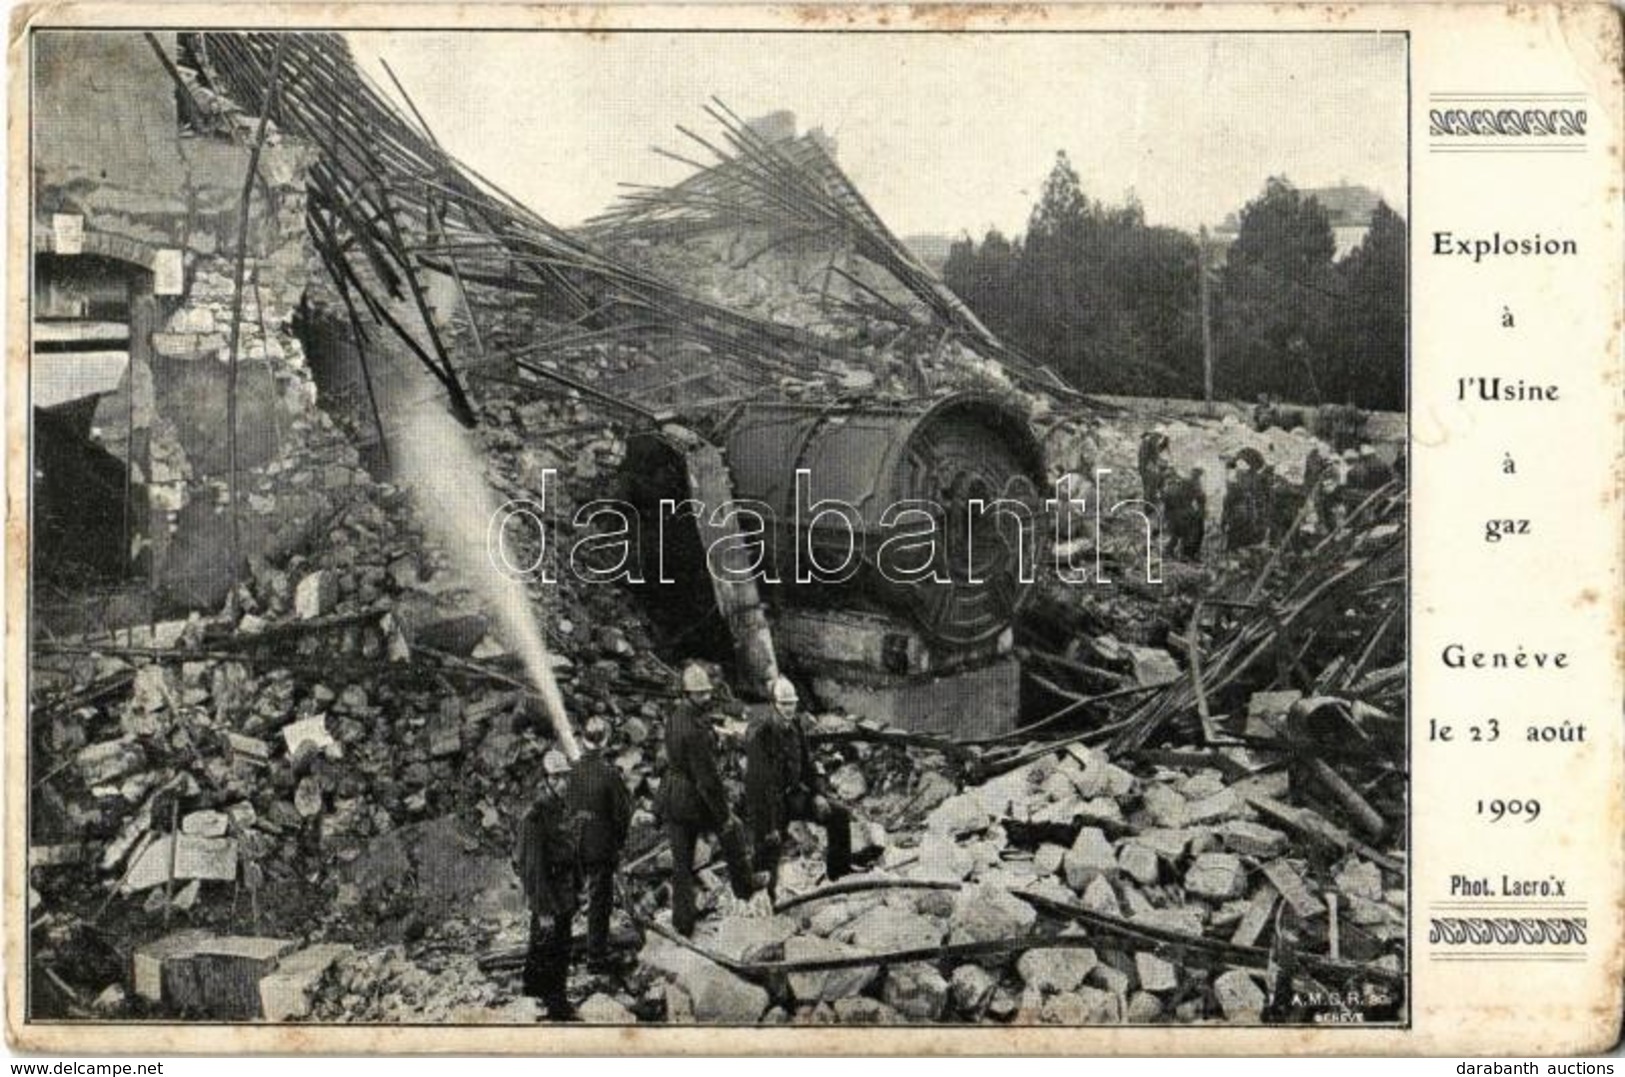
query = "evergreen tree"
(1213, 177, 1339, 402)
(1327, 200, 1406, 409)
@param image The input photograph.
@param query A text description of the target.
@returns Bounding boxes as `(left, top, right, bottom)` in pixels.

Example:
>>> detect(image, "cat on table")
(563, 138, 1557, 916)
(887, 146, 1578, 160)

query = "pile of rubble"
(623, 699, 1402, 1026)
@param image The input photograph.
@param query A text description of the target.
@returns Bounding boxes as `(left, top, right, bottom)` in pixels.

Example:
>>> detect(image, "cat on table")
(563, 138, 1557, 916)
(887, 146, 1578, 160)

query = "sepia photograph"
(20, 24, 1410, 1034)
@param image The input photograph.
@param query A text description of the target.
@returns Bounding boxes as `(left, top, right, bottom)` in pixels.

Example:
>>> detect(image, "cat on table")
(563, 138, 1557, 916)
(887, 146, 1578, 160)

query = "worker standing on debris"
(515, 752, 580, 1021)
(1161, 466, 1206, 561)
(1222, 448, 1269, 550)
(1138, 431, 1174, 507)
(660, 664, 758, 936)
(563, 716, 631, 972)
(744, 676, 852, 896)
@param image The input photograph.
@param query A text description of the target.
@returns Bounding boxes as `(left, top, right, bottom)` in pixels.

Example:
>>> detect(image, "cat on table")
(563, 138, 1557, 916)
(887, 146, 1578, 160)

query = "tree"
(1327, 200, 1406, 409)
(1213, 177, 1339, 402)
(943, 229, 1021, 325)
(942, 151, 1204, 397)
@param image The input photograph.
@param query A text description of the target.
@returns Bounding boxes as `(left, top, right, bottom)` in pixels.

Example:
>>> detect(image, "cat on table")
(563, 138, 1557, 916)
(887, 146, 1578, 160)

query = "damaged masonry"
(26, 31, 1407, 1027)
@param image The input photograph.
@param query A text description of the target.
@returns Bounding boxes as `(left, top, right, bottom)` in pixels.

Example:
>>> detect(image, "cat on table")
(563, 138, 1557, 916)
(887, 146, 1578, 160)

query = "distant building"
(1213, 181, 1386, 261)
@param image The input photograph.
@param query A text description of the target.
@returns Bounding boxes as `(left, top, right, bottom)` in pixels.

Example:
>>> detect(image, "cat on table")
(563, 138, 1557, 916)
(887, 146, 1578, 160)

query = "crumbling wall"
(33, 32, 366, 615)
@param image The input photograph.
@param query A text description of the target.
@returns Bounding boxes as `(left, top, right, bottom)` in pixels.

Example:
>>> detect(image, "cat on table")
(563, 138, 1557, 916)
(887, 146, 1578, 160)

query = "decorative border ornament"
(1427, 108, 1587, 137)
(1426, 93, 1589, 153)
(1428, 917, 1588, 946)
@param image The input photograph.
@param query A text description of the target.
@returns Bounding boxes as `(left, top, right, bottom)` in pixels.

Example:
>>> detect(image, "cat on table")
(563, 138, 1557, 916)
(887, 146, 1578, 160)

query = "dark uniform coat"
(563, 749, 632, 865)
(744, 712, 817, 840)
(662, 701, 732, 828)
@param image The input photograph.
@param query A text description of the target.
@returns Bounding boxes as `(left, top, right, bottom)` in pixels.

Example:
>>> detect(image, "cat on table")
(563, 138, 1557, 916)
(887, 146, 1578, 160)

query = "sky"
(348, 31, 1407, 241)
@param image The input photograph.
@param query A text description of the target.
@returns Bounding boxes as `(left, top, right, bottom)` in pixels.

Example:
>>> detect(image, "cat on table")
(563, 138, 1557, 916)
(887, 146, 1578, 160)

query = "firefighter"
(563, 716, 631, 972)
(1161, 466, 1206, 561)
(660, 664, 758, 937)
(1138, 431, 1174, 508)
(1222, 449, 1268, 550)
(744, 676, 852, 896)
(515, 752, 579, 1020)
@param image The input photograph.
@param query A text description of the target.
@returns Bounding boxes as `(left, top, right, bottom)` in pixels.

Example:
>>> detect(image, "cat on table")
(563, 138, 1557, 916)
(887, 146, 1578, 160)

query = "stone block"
(294, 570, 336, 620)
(1335, 859, 1385, 901)
(1213, 969, 1266, 1022)
(704, 915, 800, 963)
(950, 963, 996, 1015)
(1061, 827, 1117, 891)
(258, 944, 353, 1022)
(1133, 907, 1205, 938)
(1041, 985, 1120, 1024)
(882, 962, 949, 1021)
(1134, 952, 1179, 993)
(77, 739, 145, 785)
(181, 810, 229, 838)
(948, 883, 1037, 945)
(122, 835, 238, 892)
(1221, 820, 1289, 859)
(1141, 783, 1189, 828)
(282, 716, 338, 760)
(784, 935, 878, 1002)
(1118, 842, 1161, 885)
(1080, 875, 1121, 916)
(1017, 946, 1098, 993)
(840, 906, 945, 953)
(576, 993, 637, 1024)
(132, 930, 214, 1002)
(1185, 789, 1243, 824)
(135, 933, 295, 1017)
(1185, 853, 1247, 900)
(831, 997, 900, 1024)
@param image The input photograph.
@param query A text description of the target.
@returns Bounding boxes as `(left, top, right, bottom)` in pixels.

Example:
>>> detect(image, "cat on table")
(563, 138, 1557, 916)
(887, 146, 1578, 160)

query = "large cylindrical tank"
(621, 391, 1047, 653)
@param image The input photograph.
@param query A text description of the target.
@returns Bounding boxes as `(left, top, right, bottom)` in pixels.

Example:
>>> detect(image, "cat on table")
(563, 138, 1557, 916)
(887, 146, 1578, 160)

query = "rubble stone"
(1016, 946, 1098, 993)
(1086, 963, 1131, 998)
(76, 739, 146, 785)
(705, 915, 800, 963)
(1133, 908, 1205, 938)
(948, 883, 1037, 945)
(1141, 783, 1189, 828)
(925, 792, 992, 837)
(294, 570, 337, 620)
(1134, 952, 1179, 993)
(828, 762, 868, 802)
(1335, 859, 1384, 901)
(1220, 820, 1289, 859)
(295, 776, 325, 817)
(1061, 827, 1118, 892)
(1033, 842, 1067, 877)
(1118, 842, 1161, 885)
(640, 938, 767, 1023)
(1213, 969, 1267, 1021)
(1185, 789, 1243, 824)
(832, 997, 900, 1024)
(841, 906, 945, 953)
(577, 993, 638, 1023)
(1126, 991, 1164, 1022)
(258, 944, 354, 1021)
(282, 716, 339, 760)
(950, 963, 996, 1015)
(1041, 986, 1119, 1024)
(181, 810, 229, 838)
(123, 835, 239, 892)
(1080, 875, 1121, 916)
(882, 962, 948, 1021)
(783, 935, 878, 1002)
(138, 933, 297, 1018)
(1185, 853, 1248, 900)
